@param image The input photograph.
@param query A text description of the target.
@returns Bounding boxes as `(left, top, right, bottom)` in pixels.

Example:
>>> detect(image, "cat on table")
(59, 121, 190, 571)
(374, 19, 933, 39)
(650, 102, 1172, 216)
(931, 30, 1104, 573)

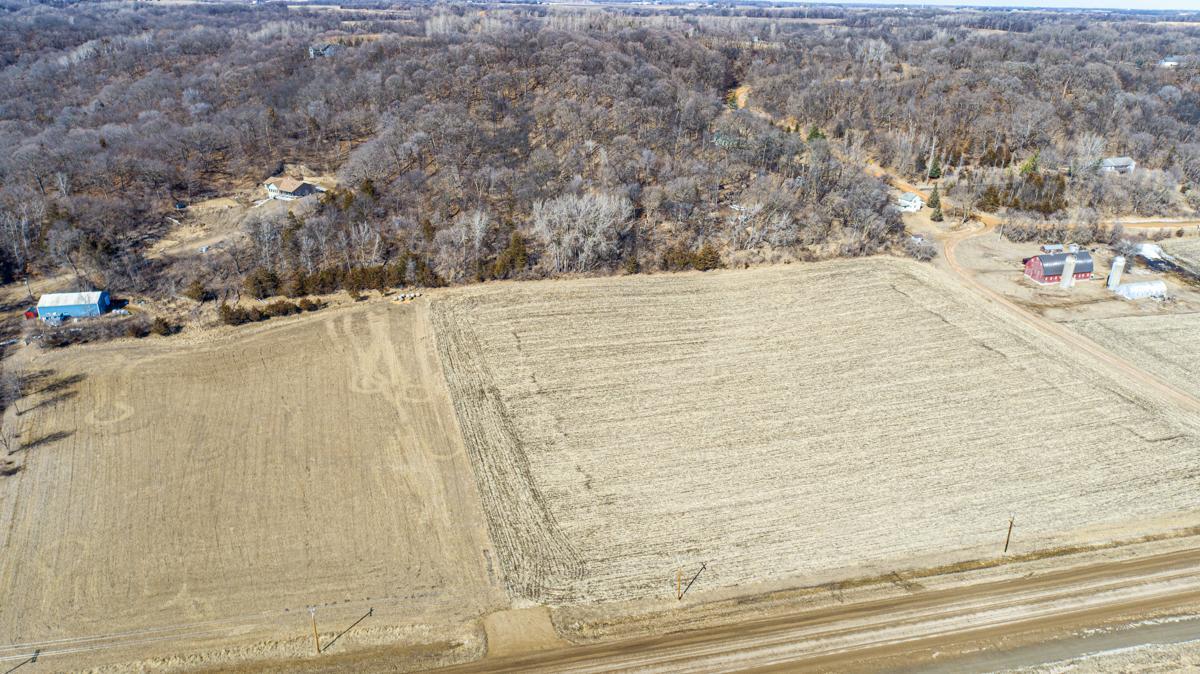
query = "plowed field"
(433, 258, 1200, 605)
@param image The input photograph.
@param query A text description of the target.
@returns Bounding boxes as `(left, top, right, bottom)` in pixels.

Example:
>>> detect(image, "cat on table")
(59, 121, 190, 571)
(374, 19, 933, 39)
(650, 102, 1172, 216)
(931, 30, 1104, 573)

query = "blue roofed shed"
(37, 291, 111, 320)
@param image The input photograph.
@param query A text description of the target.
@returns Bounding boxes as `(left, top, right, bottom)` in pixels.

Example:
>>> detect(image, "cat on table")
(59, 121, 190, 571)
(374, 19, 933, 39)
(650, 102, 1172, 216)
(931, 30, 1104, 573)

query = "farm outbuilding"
(1115, 280, 1168, 300)
(1024, 252, 1093, 285)
(265, 178, 321, 201)
(37, 291, 111, 320)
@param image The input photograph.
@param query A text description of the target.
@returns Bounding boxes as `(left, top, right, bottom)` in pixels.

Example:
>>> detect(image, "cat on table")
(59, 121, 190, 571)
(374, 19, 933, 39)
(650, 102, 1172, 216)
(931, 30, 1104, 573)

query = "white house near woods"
(1159, 56, 1181, 68)
(265, 178, 322, 201)
(1100, 157, 1137, 175)
(309, 43, 343, 58)
(896, 193, 924, 213)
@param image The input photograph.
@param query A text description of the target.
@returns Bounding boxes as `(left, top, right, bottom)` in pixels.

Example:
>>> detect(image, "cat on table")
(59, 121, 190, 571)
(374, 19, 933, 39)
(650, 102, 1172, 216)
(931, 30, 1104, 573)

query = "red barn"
(1024, 252, 1093, 285)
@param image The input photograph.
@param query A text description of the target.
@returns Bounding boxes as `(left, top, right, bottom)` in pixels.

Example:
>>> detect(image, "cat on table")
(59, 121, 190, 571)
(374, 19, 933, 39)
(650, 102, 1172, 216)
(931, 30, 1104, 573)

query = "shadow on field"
(18, 390, 79, 416)
(20, 430, 74, 452)
(5, 369, 86, 416)
(36, 372, 86, 395)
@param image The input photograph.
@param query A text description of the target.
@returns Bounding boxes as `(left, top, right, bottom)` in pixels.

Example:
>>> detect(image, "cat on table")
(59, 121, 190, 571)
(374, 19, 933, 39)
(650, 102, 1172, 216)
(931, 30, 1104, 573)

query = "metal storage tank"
(1107, 255, 1125, 290)
(1059, 255, 1077, 288)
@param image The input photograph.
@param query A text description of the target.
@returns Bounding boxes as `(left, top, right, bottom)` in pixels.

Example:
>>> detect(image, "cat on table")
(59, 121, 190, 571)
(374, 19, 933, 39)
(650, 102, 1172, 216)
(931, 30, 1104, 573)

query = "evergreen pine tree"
(928, 154, 942, 180)
(928, 184, 941, 209)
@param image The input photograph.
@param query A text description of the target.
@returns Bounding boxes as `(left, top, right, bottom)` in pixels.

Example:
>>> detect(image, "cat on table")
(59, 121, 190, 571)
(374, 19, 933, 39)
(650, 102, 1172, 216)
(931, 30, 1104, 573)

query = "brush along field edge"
(430, 303, 585, 600)
(430, 257, 1200, 607)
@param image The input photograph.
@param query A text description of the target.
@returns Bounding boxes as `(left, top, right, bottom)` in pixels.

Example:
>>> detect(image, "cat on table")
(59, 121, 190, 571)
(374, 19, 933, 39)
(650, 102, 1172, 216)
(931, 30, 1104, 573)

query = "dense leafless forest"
(0, 1, 1197, 299)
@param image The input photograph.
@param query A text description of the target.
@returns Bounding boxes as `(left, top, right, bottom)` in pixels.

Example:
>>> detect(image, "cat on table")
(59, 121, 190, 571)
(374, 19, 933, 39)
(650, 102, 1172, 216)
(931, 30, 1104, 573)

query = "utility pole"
(1004, 516, 1015, 554)
(309, 607, 320, 655)
(678, 562, 708, 601)
(676, 568, 682, 600)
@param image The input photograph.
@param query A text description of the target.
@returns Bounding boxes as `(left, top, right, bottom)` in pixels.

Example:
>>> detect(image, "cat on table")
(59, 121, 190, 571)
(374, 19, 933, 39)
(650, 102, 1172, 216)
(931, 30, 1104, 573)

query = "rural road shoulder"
(430, 547, 1200, 673)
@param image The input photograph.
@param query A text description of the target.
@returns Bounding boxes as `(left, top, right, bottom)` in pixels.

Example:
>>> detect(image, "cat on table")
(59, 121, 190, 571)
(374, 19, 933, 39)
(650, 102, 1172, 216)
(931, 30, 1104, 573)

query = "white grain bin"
(1115, 280, 1167, 300)
(1107, 255, 1125, 290)
(1059, 254, 1077, 288)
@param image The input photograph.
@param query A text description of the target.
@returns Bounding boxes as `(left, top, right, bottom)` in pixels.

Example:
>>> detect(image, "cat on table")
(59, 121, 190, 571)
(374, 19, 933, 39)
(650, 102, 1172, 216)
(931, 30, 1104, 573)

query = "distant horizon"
(791, 1, 1199, 10)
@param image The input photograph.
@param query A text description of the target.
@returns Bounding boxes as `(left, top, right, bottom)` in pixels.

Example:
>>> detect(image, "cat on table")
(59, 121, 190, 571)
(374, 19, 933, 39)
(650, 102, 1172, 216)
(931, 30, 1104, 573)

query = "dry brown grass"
(433, 258, 1200, 605)
(1073, 312, 1200, 399)
(1161, 237, 1200, 274)
(0, 302, 505, 669)
(6, 256, 1200, 669)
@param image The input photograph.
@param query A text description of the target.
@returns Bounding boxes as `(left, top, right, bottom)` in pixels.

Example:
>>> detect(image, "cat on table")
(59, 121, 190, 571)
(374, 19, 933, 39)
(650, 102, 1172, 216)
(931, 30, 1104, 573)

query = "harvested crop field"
(0, 303, 505, 668)
(1073, 313, 1200, 399)
(432, 258, 1200, 605)
(1160, 237, 1200, 274)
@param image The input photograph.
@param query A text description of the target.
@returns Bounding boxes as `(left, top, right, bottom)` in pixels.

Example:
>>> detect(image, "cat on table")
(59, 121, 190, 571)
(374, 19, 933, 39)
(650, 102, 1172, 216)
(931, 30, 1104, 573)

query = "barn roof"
(38, 291, 106, 308)
(1037, 252, 1093, 276)
(1101, 156, 1135, 169)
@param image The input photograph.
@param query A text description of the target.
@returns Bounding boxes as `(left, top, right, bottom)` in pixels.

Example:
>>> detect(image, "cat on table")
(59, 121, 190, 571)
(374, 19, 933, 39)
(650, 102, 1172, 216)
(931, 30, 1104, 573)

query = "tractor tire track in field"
(430, 260, 1200, 608)
(429, 298, 584, 602)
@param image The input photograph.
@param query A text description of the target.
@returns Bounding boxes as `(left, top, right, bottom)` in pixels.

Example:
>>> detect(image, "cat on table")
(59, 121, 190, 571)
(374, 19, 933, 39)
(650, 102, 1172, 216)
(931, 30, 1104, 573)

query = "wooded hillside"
(0, 1, 1195, 298)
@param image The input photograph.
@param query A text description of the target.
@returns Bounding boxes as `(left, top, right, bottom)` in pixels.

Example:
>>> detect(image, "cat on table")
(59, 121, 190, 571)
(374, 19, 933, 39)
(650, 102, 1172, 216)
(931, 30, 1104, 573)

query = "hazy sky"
(818, 1, 1199, 9)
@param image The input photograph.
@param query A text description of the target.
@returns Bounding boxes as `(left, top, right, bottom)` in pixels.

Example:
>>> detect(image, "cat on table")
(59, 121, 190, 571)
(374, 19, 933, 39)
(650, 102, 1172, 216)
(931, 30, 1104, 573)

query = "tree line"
(0, 1, 1195, 299)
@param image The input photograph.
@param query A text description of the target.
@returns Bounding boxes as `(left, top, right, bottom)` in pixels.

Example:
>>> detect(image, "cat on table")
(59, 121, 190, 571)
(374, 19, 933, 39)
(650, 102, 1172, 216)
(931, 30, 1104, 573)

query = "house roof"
(898, 193, 922, 204)
(1037, 252, 1093, 276)
(38, 291, 106, 308)
(267, 177, 309, 193)
(1101, 156, 1135, 168)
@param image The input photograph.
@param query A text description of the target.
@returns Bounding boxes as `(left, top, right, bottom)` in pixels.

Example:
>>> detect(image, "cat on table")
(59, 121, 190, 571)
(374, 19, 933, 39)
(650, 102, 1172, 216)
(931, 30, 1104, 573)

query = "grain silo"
(1107, 255, 1125, 290)
(1059, 255, 1077, 288)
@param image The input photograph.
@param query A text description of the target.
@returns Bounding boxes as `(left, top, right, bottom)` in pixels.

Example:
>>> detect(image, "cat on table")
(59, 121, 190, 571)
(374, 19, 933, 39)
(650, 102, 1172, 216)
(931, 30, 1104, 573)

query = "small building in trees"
(1100, 157, 1137, 175)
(1158, 56, 1181, 69)
(896, 192, 924, 213)
(36, 291, 111, 320)
(265, 178, 321, 201)
(1023, 252, 1093, 285)
(308, 43, 343, 58)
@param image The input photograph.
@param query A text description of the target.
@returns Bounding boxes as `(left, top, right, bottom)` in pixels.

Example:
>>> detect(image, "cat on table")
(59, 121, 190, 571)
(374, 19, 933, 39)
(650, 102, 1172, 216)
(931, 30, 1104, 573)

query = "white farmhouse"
(896, 192, 924, 213)
(1099, 157, 1136, 175)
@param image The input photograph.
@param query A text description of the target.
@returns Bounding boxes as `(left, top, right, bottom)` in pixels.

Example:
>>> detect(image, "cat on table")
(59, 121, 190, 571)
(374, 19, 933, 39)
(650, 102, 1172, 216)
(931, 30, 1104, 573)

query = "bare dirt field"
(0, 301, 506, 670)
(1161, 236, 1200, 274)
(432, 258, 1200, 610)
(7, 256, 1200, 671)
(1072, 312, 1200, 401)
